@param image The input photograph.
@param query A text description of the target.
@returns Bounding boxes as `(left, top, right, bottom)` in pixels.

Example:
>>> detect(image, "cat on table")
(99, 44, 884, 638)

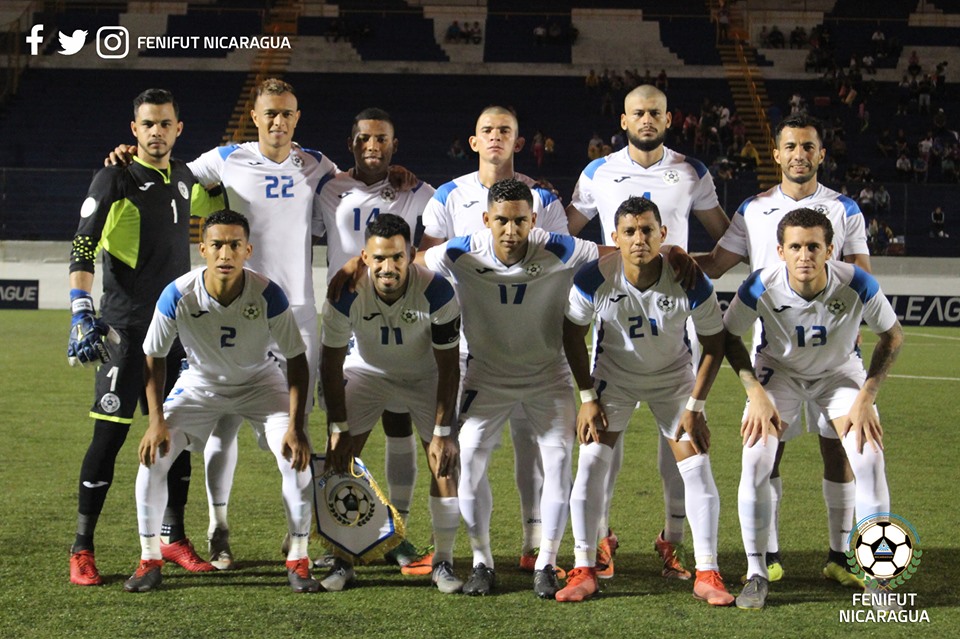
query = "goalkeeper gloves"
(67, 289, 118, 367)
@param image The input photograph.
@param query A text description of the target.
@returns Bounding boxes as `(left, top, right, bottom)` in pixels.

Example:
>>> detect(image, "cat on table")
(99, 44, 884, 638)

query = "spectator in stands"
(918, 75, 934, 114)
(908, 51, 922, 79)
(896, 153, 913, 181)
(759, 26, 770, 48)
(867, 217, 880, 253)
(918, 131, 934, 161)
(544, 134, 555, 157)
(730, 114, 746, 153)
(830, 131, 847, 165)
(871, 27, 885, 55)
(768, 25, 785, 48)
(874, 184, 891, 216)
(821, 155, 838, 183)
(610, 131, 626, 152)
(790, 26, 807, 49)
(683, 112, 699, 145)
(587, 132, 603, 160)
(913, 154, 929, 183)
(448, 138, 466, 160)
(470, 21, 483, 44)
(941, 144, 958, 183)
(930, 205, 948, 238)
(445, 21, 461, 43)
(876, 128, 894, 158)
(532, 130, 545, 169)
(739, 139, 760, 168)
(861, 54, 875, 75)
(534, 22, 546, 45)
(656, 69, 669, 92)
(896, 76, 912, 115)
(858, 184, 875, 215)
(876, 221, 893, 254)
(713, 157, 735, 181)
(585, 69, 599, 93)
(716, 4, 730, 43)
(935, 61, 947, 96)
(547, 21, 563, 44)
(894, 129, 910, 157)
(789, 93, 805, 116)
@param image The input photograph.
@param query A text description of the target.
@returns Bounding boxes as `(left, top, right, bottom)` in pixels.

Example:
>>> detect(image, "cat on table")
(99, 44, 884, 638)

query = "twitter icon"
(58, 29, 87, 55)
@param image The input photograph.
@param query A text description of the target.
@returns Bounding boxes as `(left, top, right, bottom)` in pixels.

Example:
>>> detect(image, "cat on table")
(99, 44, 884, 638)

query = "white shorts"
(344, 369, 437, 441)
(596, 377, 694, 441)
(164, 372, 291, 451)
(458, 368, 575, 451)
(748, 356, 867, 442)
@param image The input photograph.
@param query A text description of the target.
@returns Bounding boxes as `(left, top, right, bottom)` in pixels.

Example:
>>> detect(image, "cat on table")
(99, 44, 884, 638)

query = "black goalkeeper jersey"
(70, 156, 220, 327)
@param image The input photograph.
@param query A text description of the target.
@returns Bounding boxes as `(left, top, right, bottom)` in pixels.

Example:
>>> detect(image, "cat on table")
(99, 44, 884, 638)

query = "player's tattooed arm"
(841, 322, 903, 453)
(139, 355, 171, 467)
(281, 353, 312, 472)
(724, 331, 782, 447)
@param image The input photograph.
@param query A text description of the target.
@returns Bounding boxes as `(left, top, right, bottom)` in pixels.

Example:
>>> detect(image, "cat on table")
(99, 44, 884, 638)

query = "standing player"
(68, 89, 221, 585)
(422, 179, 600, 598)
(319, 214, 462, 593)
(125, 210, 316, 593)
(697, 113, 871, 586)
(565, 84, 730, 579)
(558, 196, 733, 605)
(724, 208, 902, 609)
(418, 106, 569, 572)
(314, 109, 436, 568)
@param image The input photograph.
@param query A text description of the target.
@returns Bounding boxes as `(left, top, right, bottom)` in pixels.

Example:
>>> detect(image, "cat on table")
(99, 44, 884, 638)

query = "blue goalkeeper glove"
(67, 289, 118, 367)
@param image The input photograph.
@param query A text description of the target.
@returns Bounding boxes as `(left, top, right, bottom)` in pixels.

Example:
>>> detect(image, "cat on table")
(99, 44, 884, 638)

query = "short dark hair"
(488, 178, 533, 208)
(777, 207, 834, 246)
(365, 213, 411, 244)
(614, 196, 662, 228)
(774, 113, 824, 147)
(133, 88, 178, 120)
(203, 209, 250, 239)
(353, 107, 394, 131)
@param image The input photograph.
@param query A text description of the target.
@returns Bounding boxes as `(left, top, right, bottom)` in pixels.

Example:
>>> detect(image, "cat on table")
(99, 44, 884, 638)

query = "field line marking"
(889, 374, 960, 382)
(901, 331, 960, 341)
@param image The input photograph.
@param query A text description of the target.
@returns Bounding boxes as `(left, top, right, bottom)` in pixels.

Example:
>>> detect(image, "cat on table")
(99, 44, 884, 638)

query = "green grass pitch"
(0, 310, 956, 638)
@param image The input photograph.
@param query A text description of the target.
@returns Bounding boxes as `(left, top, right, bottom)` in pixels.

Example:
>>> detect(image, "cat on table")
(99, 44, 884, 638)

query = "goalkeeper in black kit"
(67, 88, 221, 585)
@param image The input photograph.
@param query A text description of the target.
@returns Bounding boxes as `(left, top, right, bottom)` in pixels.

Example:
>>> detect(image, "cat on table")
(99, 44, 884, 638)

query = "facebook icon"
(26, 24, 44, 55)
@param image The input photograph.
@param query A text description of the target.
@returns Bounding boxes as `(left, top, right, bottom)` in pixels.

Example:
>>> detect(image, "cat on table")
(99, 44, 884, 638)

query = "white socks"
(510, 417, 543, 553)
(678, 454, 720, 572)
(459, 445, 495, 567)
(823, 479, 856, 552)
(385, 433, 418, 522)
(841, 432, 890, 519)
(205, 416, 241, 536)
(571, 443, 614, 568)
(659, 434, 687, 543)
(429, 496, 460, 566)
(738, 435, 779, 579)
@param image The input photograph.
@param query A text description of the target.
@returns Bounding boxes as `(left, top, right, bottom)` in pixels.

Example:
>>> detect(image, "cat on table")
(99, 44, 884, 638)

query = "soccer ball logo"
(400, 308, 418, 324)
(854, 521, 913, 579)
(242, 303, 261, 320)
(657, 297, 676, 312)
(327, 480, 376, 527)
(662, 169, 680, 185)
(526, 263, 543, 277)
(826, 298, 846, 316)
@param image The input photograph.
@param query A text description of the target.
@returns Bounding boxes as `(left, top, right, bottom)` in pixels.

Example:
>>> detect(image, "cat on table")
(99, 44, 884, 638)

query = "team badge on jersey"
(663, 169, 681, 185)
(379, 185, 397, 202)
(400, 309, 418, 324)
(291, 153, 303, 168)
(177, 181, 189, 199)
(657, 296, 677, 312)
(242, 303, 262, 320)
(100, 392, 121, 414)
(826, 298, 847, 316)
(525, 263, 543, 277)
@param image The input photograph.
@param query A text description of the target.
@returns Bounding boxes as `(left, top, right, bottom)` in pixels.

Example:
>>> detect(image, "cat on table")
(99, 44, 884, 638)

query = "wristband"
(685, 397, 706, 412)
(579, 388, 598, 403)
(433, 425, 452, 437)
(70, 289, 94, 315)
(329, 421, 349, 434)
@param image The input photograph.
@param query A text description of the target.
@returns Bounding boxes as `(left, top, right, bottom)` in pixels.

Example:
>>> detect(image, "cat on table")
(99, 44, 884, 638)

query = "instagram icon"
(96, 26, 129, 59)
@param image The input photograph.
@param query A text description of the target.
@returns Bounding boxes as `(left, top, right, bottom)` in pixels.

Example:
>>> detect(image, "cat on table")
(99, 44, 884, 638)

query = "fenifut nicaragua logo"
(26, 23, 290, 59)
(845, 513, 922, 590)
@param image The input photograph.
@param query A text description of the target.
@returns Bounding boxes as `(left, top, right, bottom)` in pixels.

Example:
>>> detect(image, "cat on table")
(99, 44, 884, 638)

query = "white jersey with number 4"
(718, 184, 869, 270)
(421, 171, 568, 240)
(424, 227, 598, 382)
(724, 261, 897, 379)
(570, 146, 719, 248)
(314, 174, 435, 280)
(144, 267, 306, 389)
(320, 265, 460, 379)
(566, 253, 724, 388)
(188, 142, 339, 306)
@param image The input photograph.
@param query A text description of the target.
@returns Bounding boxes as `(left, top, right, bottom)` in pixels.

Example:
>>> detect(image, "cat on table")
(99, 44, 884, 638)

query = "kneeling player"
(560, 196, 734, 605)
(725, 208, 902, 610)
(321, 214, 462, 593)
(125, 210, 316, 593)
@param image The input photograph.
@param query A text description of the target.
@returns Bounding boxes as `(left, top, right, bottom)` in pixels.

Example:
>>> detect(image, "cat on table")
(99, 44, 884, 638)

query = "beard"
(626, 129, 666, 152)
